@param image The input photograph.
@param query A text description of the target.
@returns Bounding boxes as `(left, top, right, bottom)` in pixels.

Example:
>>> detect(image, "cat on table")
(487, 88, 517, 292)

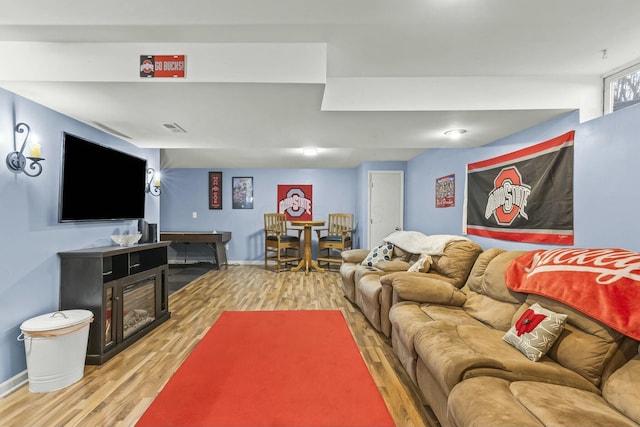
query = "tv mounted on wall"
(59, 133, 147, 222)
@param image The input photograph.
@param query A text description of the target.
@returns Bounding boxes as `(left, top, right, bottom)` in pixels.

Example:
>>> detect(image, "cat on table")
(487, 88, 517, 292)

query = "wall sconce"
(146, 168, 161, 196)
(6, 123, 44, 177)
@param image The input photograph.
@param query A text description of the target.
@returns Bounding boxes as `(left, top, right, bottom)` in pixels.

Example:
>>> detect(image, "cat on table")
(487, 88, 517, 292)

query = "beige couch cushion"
(523, 294, 627, 387)
(464, 248, 505, 290)
(510, 381, 637, 427)
(341, 248, 370, 263)
(462, 250, 529, 330)
(414, 321, 600, 395)
(420, 305, 486, 327)
(340, 248, 411, 297)
(389, 301, 487, 383)
(602, 355, 640, 424)
(429, 240, 483, 287)
(448, 377, 638, 427)
(392, 245, 413, 261)
(470, 250, 528, 303)
(383, 272, 466, 305)
(448, 377, 544, 427)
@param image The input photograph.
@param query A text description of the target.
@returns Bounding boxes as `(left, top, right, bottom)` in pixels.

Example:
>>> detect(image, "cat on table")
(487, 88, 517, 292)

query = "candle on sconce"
(29, 142, 41, 158)
(29, 142, 42, 159)
(153, 175, 161, 187)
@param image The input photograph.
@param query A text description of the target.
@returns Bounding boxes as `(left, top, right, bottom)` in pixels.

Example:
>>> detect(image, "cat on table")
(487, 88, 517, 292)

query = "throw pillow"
(361, 243, 395, 267)
(407, 254, 433, 273)
(502, 303, 567, 362)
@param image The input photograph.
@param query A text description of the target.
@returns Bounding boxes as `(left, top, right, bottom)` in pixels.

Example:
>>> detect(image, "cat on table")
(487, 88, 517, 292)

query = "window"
(604, 61, 640, 113)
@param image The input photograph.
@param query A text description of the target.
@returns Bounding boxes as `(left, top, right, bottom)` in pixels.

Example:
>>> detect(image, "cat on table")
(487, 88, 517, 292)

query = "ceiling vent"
(162, 122, 187, 133)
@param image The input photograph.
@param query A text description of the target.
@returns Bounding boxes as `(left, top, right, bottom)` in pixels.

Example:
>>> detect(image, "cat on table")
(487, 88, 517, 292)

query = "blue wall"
(158, 162, 408, 261)
(405, 107, 640, 252)
(0, 88, 160, 388)
(159, 168, 359, 262)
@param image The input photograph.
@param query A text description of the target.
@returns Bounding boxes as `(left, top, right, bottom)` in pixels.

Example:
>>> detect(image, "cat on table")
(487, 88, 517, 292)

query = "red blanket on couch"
(505, 248, 640, 340)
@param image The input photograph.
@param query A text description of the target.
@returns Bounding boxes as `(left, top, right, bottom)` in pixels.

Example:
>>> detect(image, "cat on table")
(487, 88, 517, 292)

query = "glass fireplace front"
(122, 276, 156, 339)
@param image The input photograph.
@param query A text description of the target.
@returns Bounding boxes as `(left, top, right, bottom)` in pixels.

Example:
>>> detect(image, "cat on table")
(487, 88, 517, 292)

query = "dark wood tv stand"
(59, 242, 171, 365)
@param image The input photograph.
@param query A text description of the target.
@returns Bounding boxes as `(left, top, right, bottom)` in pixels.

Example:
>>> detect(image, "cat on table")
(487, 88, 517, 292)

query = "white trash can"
(19, 309, 93, 393)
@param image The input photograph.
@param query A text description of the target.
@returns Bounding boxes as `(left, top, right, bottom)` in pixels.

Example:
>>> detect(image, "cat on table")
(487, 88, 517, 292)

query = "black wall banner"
(465, 131, 574, 245)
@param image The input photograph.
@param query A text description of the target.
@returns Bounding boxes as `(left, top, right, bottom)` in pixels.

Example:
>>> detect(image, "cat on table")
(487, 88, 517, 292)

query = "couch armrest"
(375, 259, 411, 272)
(381, 272, 466, 306)
(341, 248, 371, 263)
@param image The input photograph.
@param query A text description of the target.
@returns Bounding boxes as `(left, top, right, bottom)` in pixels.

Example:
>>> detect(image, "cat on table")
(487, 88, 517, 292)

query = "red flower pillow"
(503, 303, 567, 361)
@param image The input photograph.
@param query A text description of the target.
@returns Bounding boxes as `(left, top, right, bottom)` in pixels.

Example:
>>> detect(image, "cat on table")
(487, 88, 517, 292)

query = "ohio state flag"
(465, 131, 574, 244)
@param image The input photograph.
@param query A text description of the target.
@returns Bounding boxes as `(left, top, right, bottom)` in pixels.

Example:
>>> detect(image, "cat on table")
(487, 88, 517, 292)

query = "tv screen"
(59, 133, 147, 222)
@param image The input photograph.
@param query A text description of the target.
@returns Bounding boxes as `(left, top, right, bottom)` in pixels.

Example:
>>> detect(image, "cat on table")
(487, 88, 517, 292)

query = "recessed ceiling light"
(444, 129, 468, 139)
(302, 148, 318, 156)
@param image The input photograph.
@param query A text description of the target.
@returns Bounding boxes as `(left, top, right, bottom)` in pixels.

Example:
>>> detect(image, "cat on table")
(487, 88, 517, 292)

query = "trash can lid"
(20, 309, 94, 332)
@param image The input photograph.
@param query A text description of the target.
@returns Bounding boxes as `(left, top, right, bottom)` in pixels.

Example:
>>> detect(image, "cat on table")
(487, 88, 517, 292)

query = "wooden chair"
(315, 213, 354, 269)
(264, 213, 302, 272)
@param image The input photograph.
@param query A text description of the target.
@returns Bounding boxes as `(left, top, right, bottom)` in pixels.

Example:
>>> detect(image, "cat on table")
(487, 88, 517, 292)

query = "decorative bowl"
(111, 233, 142, 247)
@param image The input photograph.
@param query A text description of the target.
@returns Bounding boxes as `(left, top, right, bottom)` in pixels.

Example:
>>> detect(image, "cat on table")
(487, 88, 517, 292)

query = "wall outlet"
(192, 211, 197, 219)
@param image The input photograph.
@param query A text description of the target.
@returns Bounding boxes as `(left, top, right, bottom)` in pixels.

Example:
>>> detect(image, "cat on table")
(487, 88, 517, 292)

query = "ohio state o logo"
(485, 166, 531, 225)
(278, 187, 312, 219)
(284, 188, 306, 218)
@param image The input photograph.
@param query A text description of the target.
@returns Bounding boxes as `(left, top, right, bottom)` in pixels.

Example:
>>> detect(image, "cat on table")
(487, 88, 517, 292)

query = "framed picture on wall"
(277, 184, 313, 220)
(209, 171, 222, 209)
(232, 177, 254, 209)
(435, 174, 455, 208)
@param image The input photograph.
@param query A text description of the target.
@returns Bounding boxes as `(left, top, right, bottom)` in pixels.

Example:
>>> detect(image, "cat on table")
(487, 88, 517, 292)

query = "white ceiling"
(1, 0, 639, 168)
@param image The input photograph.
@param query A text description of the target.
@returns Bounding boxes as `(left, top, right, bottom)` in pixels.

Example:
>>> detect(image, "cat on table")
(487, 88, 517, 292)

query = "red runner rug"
(136, 310, 395, 427)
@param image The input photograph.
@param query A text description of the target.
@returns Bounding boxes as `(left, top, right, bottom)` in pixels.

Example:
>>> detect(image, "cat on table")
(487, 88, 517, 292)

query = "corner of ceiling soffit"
(0, 41, 599, 120)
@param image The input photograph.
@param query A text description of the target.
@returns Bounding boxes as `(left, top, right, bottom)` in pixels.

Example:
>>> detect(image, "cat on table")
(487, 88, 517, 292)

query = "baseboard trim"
(0, 370, 27, 398)
(168, 260, 262, 266)
(168, 259, 216, 265)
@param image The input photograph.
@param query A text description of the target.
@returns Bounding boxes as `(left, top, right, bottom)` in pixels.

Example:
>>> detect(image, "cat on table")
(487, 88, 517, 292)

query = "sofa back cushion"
(519, 294, 627, 387)
(392, 245, 414, 262)
(462, 250, 529, 330)
(428, 240, 483, 287)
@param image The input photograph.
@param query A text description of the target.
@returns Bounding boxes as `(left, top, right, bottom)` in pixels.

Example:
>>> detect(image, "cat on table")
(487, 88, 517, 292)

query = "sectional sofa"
(341, 236, 640, 427)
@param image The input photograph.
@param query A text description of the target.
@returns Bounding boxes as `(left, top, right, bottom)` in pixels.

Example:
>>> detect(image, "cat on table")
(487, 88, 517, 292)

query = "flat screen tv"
(59, 133, 147, 222)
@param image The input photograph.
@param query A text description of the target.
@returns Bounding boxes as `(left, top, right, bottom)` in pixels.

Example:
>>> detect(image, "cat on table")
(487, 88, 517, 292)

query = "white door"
(368, 170, 404, 248)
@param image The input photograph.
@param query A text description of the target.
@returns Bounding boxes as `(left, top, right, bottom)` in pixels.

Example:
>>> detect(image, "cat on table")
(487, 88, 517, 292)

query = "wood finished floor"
(0, 265, 438, 427)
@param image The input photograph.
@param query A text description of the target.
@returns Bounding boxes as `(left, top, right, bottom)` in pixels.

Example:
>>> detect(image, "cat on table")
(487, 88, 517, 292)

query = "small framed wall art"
(209, 171, 222, 209)
(232, 176, 254, 209)
(435, 174, 455, 208)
